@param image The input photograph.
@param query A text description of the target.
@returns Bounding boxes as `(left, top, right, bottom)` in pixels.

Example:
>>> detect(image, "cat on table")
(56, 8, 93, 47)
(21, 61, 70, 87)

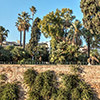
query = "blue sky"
(0, 0, 83, 43)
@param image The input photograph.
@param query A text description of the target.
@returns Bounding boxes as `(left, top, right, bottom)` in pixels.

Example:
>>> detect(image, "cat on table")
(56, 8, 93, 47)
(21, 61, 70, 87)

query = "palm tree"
(30, 6, 36, 20)
(67, 20, 82, 46)
(0, 26, 9, 46)
(17, 12, 31, 49)
(88, 49, 100, 65)
(15, 21, 22, 46)
(82, 28, 93, 58)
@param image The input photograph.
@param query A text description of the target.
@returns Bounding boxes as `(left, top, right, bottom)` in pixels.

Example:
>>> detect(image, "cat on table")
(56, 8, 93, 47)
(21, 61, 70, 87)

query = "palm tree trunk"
(72, 35, 75, 45)
(23, 30, 26, 49)
(1, 35, 3, 46)
(75, 33, 78, 45)
(88, 39, 90, 58)
(20, 31, 22, 46)
(72, 32, 77, 45)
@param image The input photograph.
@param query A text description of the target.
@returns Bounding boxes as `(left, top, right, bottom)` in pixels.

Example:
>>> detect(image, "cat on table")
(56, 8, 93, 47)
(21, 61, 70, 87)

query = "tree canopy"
(28, 17, 41, 55)
(80, 0, 100, 34)
(39, 8, 75, 39)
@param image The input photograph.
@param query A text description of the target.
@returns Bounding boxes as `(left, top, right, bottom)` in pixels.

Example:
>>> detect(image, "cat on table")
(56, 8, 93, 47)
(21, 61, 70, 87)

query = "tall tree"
(28, 17, 41, 56)
(30, 6, 36, 20)
(39, 8, 75, 39)
(15, 21, 22, 46)
(80, 0, 100, 34)
(39, 8, 75, 63)
(0, 26, 9, 46)
(17, 12, 31, 49)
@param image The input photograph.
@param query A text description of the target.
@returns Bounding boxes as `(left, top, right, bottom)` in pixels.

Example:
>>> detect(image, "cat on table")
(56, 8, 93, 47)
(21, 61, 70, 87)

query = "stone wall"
(0, 64, 100, 100)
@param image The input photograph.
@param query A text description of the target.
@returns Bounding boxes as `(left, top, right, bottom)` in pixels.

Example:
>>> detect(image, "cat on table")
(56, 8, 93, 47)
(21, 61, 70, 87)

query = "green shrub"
(0, 83, 19, 100)
(28, 73, 44, 100)
(0, 74, 7, 81)
(61, 74, 94, 100)
(24, 70, 57, 100)
(71, 88, 81, 100)
(41, 71, 57, 100)
(24, 69, 95, 100)
(24, 69, 37, 87)
(19, 58, 35, 64)
(62, 75, 80, 90)
(56, 89, 69, 100)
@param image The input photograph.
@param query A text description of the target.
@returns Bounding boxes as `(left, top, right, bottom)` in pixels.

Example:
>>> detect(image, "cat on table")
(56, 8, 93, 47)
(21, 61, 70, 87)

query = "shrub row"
(24, 68, 94, 100)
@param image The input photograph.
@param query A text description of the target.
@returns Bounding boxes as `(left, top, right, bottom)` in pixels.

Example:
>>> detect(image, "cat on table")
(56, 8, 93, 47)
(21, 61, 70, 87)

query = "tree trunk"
(23, 30, 26, 49)
(72, 32, 77, 45)
(88, 39, 90, 58)
(0, 35, 3, 46)
(20, 31, 22, 47)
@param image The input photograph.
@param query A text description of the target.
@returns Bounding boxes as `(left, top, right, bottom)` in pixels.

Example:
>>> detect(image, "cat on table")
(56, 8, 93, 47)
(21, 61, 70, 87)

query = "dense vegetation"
(0, 46, 31, 63)
(0, 74, 19, 100)
(0, 0, 100, 99)
(0, 65, 97, 100)
(23, 68, 95, 100)
(0, 0, 100, 64)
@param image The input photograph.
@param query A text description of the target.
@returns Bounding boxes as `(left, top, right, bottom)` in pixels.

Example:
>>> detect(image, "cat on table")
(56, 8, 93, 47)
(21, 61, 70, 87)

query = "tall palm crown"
(0, 26, 9, 45)
(67, 20, 82, 46)
(17, 12, 31, 48)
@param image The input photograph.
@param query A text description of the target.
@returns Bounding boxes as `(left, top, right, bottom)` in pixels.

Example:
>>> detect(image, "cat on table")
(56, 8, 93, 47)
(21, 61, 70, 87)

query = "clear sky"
(0, 0, 83, 43)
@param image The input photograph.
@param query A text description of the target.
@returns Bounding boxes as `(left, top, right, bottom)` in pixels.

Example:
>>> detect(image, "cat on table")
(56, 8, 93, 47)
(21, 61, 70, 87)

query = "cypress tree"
(28, 17, 41, 58)
(80, 0, 100, 34)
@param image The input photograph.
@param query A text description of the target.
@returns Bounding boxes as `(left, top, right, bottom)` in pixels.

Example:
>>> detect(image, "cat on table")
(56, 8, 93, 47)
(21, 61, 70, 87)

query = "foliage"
(35, 44, 49, 62)
(30, 6, 37, 20)
(0, 74, 7, 81)
(39, 8, 88, 64)
(50, 41, 67, 64)
(0, 74, 19, 100)
(0, 26, 9, 45)
(0, 46, 12, 61)
(11, 47, 31, 62)
(28, 17, 41, 56)
(69, 65, 80, 74)
(50, 41, 82, 64)
(16, 12, 31, 48)
(67, 20, 83, 46)
(0, 83, 19, 100)
(39, 8, 75, 38)
(91, 34, 100, 49)
(88, 49, 100, 64)
(24, 69, 37, 87)
(5, 45, 14, 51)
(24, 70, 57, 100)
(0, 46, 31, 63)
(60, 74, 94, 100)
(80, 0, 100, 35)
(24, 68, 95, 100)
(19, 58, 35, 64)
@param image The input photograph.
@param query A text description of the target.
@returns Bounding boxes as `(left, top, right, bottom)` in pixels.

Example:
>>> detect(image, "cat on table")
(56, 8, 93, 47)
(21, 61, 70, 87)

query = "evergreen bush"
(24, 68, 95, 100)
(0, 83, 19, 100)
(24, 68, 37, 87)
